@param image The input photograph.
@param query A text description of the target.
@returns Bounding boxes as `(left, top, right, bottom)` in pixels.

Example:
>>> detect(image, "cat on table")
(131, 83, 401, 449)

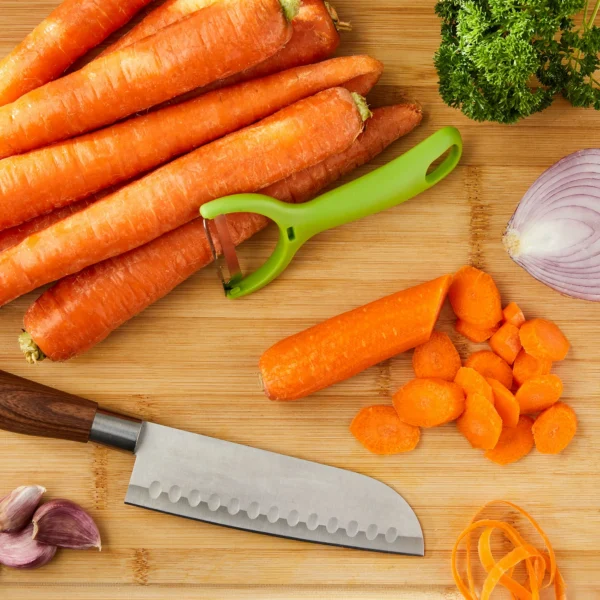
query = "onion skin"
(505, 149, 600, 301)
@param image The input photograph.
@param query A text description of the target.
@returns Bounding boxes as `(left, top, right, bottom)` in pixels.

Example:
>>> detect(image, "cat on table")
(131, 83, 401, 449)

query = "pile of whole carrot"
(0, 0, 425, 362)
(350, 266, 576, 462)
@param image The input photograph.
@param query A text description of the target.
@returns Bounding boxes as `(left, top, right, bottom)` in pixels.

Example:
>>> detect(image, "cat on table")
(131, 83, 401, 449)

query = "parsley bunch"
(435, 0, 600, 123)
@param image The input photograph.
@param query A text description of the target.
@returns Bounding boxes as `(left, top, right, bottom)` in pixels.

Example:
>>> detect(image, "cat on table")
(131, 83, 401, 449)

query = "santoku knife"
(0, 370, 424, 556)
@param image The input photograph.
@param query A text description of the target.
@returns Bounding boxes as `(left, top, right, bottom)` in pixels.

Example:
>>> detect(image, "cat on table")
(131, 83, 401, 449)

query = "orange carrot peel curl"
(452, 500, 566, 600)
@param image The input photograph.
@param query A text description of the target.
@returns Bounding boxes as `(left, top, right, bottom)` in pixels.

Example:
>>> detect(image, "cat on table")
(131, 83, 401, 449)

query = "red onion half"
(504, 149, 600, 301)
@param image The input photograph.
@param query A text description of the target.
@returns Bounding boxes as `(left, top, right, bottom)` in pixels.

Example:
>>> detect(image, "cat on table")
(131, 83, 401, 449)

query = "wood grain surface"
(1, 1, 599, 598)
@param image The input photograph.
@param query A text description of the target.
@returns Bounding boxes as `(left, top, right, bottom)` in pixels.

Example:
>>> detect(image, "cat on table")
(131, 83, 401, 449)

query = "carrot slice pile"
(486, 378, 519, 427)
(519, 319, 570, 361)
(452, 500, 566, 599)
(454, 367, 494, 405)
(512, 350, 552, 388)
(412, 331, 461, 381)
(465, 350, 513, 390)
(515, 374, 563, 414)
(349, 405, 420, 455)
(489, 322, 522, 365)
(456, 393, 502, 450)
(503, 302, 525, 328)
(532, 402, 577, 455)
(484, 415, 533, 465)
(454, 319, 498, 343)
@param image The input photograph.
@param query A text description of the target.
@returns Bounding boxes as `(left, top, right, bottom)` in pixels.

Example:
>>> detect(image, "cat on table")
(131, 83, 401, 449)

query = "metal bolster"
(89, 410, 143, 453)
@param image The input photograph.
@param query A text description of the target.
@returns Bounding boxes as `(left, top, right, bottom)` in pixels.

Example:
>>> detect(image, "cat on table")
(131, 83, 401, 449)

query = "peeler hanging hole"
(286, 226, 296, 241)
(425, 145, 461, 186)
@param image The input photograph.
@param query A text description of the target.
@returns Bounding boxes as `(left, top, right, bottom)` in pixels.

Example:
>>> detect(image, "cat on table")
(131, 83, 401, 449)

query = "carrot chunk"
(393, 378, 465, 428)
(454, 319, 498, 343)
(457, 393, 503, 450)
(465, 350, 513, 390)
(515, 374, 563, 414)
(486, 378, 520, 427)
(519, 319, 570, 362)
(502, 302, 525, 327)
(412, 331, 461, 381)
(512, 349, 552, 388)
(448, 265, 503, 329)
(454, 367, 494, 404)
(350, 405, 420, 455)
(484, 416, 534, 465)
(489, 322, 522, 365)
(532, 402, 577, 455)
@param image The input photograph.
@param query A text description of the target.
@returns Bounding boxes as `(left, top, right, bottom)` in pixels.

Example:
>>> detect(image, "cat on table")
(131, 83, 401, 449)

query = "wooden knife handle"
(0, 370, 98, 443)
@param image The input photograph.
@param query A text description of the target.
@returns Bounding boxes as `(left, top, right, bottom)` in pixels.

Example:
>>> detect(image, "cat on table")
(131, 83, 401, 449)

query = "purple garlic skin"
(32, 499, 101, 550)
(0, 524, 56, 569)
(0, 485, 45, 532)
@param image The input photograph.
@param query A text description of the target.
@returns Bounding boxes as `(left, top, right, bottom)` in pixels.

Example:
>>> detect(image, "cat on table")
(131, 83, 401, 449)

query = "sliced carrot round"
(512, 349, 552, 388)
(455, 367, 494, 405)
(489, 322, 522, 365)
(532, 402, 577, 455)
(393, 378, 465, 428)
(350, 405, 420, 455)
(448, 265, 503, 329)
(457, 392, 502, 450)
(454, 319, 499, 343)
(519, 319, 570, 361)
(502, 302, 525, 328)
(412, 331, 461, 381)
(465, 350, 513, 390)
(515, 374, 563, 414)
(485, 415, 534, 465)
(486, 377, 520, 427)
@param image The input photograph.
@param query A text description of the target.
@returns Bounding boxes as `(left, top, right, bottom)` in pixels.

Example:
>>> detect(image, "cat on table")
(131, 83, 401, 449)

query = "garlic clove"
(0, 485, 45, 532)
(0, 524, 56, 569)
(32, 499, 101, 550)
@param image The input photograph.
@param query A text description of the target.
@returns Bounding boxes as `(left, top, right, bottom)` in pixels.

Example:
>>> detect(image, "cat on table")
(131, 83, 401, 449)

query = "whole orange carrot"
(21, 104, 423, 362)
(260, 275, 453, 401)
(0, 88, 365, 307)
(0, 56, 382, 231)
(0, 0, 153, 106)
(0, 0, 297, 160)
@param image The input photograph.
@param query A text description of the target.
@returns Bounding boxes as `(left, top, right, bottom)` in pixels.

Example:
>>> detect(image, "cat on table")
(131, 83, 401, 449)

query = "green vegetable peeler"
(201, 126, 462, 299)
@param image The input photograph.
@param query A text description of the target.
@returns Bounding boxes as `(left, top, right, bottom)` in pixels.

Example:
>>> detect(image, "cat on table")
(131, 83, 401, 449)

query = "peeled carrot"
(519, 319, 570, 362)
(485, 378, 519, 428)
(350, 405, 420, 455)
(484, 415, 534, 465)
(513, 349, 552, 388)
(454, 367, 494, 405)
(21, 104, 424, 362)
(393, 378, 465, 427)
(502, 302, 525, 328)
(0, 88, 365, 307)
(412, 331, 461, 381)
(465, 350, 513, 390)
(532, 402, 577, 455)
(515, 374, 563, 414)
(448, 266, 503, 329)
(0, 0, 297, 160)
(457, 393, 502, 450)
(454, 319, 498, 343)
(0, 56, 382, 231)
(489, 322, 522, 365)
(0, 0, 153, 106)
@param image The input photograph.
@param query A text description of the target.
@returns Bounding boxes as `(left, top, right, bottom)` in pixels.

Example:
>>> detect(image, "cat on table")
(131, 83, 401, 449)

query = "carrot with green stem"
(20, 103, 424, 362)
(0, 56, 383, 230)
(412, 331, 461, 381)
(0, 0, 154, 106)
(0, 88, 366, 307)
(0, 0, 297, 160)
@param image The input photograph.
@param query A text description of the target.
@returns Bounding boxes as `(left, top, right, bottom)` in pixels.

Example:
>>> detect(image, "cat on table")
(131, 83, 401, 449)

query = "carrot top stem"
(352, 93, 373, 121)
(19, 332, 46, 364)
(325, 1, 352, 32)
(281, 0, 301, 21)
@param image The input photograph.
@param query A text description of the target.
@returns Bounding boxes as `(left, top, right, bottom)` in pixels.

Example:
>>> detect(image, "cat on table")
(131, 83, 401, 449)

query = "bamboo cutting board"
(1, 1, 599, 598)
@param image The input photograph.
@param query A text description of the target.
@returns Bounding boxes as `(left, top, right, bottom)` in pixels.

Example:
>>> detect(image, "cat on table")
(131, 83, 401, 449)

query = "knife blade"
(0, 370, 424, 555)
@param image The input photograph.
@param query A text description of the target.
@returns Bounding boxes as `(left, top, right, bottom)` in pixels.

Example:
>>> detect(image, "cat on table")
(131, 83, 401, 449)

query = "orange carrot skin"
(489, 322, 522, 365)
(24, 104, 423, 361)
(465, 350, 513, 390)
(512, 350, 552, 388)
(0, 56, 383, 230)
(261, 276, 452, 401)
(0, 0, 153, 106)
(457, 392, 503, 450)
(393, 378, 465, 427)
(484, 416, 534, 465)
(454, 367, 494, 405)
(519, 319, 570, 362)
(454, 319, 498, 343)
(532, 402, 577, 455)
(0, 0, 293, 159)
(502, 302, 525, 328)
(350, 405, 420, 455)
(515, 374, 563, 414)
(486, 377, 520, 428)
(0, 88, 362, 307)
(412, 331, 461, 381)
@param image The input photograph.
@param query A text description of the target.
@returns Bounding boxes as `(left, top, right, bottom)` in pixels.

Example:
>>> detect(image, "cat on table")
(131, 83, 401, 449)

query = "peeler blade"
(203, 215, 243, 294)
